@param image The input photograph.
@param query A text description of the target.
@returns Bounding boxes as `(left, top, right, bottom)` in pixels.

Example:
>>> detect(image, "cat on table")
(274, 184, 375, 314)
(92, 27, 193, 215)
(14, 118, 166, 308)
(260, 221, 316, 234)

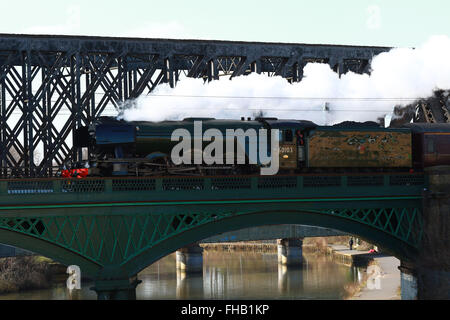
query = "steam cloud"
(119, 35, 450, 125)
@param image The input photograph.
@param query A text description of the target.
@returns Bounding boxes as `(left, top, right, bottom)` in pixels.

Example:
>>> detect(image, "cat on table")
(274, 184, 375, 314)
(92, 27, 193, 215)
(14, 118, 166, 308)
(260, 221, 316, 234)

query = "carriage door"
(424, 134, 438, 165)
(279, 129, 297, 169)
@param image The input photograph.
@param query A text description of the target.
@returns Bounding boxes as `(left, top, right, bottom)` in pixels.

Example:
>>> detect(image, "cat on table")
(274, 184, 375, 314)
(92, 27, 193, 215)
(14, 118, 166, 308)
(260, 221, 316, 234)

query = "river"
(0, 250, 364, 300)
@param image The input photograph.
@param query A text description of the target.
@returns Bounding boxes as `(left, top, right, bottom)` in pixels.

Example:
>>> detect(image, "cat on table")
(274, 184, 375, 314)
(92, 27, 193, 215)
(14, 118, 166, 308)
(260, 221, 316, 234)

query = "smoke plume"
(119, 35, 450, 125)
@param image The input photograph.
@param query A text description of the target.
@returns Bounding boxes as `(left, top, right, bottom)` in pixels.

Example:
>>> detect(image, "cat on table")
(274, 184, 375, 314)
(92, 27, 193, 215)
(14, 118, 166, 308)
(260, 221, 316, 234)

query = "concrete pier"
(277, 238, 303, 266)
(416, 166, 450, 299)
(91, 267, 141, 300)
(176, 243, 204, 273)
(327, 244, 375, 267)
(399, 261, 418, 300)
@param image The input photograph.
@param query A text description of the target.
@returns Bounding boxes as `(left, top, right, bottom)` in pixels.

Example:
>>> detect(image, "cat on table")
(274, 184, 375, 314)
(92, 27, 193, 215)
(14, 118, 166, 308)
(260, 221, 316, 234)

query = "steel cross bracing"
(414, 90, 450, 123)
(387, 90, 450, 127)
(0, 34, 393, 178)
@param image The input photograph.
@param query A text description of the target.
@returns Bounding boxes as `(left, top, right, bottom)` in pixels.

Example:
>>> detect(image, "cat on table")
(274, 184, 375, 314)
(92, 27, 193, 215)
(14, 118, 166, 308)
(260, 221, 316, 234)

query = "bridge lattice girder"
(389, 90, 450, 127)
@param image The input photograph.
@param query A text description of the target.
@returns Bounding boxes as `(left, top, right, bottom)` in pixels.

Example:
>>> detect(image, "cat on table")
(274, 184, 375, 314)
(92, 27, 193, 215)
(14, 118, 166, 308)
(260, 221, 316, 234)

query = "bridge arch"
(0, 203, 421, 283)
(122, 208, 418, 278)
(0, 229, 102, 278)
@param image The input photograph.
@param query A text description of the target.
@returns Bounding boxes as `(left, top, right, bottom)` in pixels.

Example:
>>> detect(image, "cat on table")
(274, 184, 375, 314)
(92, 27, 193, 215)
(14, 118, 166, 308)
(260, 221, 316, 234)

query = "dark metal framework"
(388, 90, 450, 127)
(414, 90, 450, 123)
(0, 34, 394, 178)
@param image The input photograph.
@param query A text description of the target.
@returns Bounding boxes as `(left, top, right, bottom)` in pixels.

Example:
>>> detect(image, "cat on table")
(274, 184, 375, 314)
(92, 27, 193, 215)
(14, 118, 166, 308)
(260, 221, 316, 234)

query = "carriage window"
(284, 130, 293, 142)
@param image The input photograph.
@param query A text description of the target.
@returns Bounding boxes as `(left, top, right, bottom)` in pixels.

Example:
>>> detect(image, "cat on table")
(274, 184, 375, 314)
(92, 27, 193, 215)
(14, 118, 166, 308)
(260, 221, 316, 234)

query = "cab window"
(284, 130, 293, 142)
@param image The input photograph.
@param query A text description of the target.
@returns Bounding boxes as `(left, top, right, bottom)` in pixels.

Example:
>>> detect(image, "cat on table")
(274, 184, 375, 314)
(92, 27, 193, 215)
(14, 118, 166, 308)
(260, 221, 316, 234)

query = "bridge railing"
(0, 173, 426, 196)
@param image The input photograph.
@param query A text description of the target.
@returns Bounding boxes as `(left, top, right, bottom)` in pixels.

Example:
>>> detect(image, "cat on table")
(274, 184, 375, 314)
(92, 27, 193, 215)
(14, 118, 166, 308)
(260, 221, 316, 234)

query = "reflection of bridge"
(0, 172, 432, 299)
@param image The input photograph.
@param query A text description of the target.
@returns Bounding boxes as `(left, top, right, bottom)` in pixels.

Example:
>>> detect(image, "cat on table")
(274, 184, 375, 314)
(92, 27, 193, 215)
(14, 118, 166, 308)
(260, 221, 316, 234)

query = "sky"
(0, 0, 448, 47)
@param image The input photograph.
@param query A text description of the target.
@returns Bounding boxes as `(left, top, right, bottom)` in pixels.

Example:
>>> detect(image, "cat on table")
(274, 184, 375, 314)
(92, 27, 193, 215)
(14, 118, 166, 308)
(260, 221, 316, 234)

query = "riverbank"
(325, 245, 401, 300)
(0, 256, 66, 294)
(200, 237, 351, 254)
(350, 255, 401, 300)
(201, 241, 277, 252)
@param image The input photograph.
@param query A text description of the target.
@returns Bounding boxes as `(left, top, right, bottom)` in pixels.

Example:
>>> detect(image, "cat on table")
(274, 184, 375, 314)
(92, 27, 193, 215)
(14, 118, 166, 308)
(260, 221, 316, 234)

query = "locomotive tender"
(73, 116, 450, 177)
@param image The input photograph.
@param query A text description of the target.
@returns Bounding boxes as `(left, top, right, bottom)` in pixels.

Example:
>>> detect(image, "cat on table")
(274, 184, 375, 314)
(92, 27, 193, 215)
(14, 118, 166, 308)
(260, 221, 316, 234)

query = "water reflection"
(349, 265, 364, 283)
(278, 264, 304, 295)
(176, 270, 204, 299)
(0, 250, 362, 300)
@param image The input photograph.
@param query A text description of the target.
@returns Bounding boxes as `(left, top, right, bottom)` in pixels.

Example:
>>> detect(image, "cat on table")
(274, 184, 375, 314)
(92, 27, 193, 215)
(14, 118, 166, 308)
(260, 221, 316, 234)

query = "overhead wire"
(145, 94, 419, 101)
(1, 94, 416, 116)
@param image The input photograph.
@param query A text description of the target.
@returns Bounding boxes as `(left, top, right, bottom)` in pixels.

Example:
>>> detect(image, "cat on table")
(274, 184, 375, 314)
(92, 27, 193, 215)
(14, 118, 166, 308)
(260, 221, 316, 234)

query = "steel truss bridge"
(0, 34, 396, 178)
(0, 172, 425, 298)
(1, 34, 448, 179)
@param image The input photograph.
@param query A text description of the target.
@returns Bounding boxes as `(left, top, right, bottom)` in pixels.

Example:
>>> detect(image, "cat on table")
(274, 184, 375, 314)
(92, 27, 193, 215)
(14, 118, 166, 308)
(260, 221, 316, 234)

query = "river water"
(0, 250, 363, 300)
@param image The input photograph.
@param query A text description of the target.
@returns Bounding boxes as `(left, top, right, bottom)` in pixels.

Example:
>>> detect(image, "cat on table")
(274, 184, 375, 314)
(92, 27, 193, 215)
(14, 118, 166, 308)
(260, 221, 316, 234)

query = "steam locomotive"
(71, 116, 450, 177)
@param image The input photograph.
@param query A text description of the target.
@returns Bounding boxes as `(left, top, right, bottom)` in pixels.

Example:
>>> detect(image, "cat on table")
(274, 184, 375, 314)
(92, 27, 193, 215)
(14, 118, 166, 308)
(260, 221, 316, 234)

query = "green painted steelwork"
(0, 173, 425, 298)
(0, 195, 422, 210)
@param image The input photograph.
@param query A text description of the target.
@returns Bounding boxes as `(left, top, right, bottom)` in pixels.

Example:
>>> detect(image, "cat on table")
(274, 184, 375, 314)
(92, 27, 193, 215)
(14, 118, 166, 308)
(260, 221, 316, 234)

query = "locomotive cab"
(263, 119, 317, 170)
(279, 129, 298, 169)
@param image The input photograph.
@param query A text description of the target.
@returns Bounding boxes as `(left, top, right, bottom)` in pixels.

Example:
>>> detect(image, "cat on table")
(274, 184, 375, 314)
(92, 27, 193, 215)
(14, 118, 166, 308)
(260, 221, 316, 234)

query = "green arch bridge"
(0, 172, 428, 299)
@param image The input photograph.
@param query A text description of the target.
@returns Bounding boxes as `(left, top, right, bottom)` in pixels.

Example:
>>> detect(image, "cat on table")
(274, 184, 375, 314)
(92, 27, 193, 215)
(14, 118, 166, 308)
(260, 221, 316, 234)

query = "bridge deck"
(0, 172, 425, 209)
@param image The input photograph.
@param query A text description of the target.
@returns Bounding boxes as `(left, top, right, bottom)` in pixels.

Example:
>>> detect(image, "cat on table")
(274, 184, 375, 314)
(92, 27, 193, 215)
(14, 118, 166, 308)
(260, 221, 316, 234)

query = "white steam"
(120, 35, 450, 125)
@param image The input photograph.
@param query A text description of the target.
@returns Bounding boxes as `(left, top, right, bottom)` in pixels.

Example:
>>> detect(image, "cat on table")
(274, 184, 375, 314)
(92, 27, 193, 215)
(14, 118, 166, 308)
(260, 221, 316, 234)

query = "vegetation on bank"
(0, 256, 54, 294)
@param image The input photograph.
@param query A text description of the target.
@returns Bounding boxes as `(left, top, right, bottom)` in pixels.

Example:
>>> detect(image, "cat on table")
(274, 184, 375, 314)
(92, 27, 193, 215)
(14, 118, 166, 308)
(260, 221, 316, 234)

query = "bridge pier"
(92, 277, 141, 300)
(93, 279, 140, 300)
(277, 238, 303, 267)
(91, 266, 141, 300)
(399, 261, 418, 300)
(410, 166, 450, 299)
(176, 243, 204, 273)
